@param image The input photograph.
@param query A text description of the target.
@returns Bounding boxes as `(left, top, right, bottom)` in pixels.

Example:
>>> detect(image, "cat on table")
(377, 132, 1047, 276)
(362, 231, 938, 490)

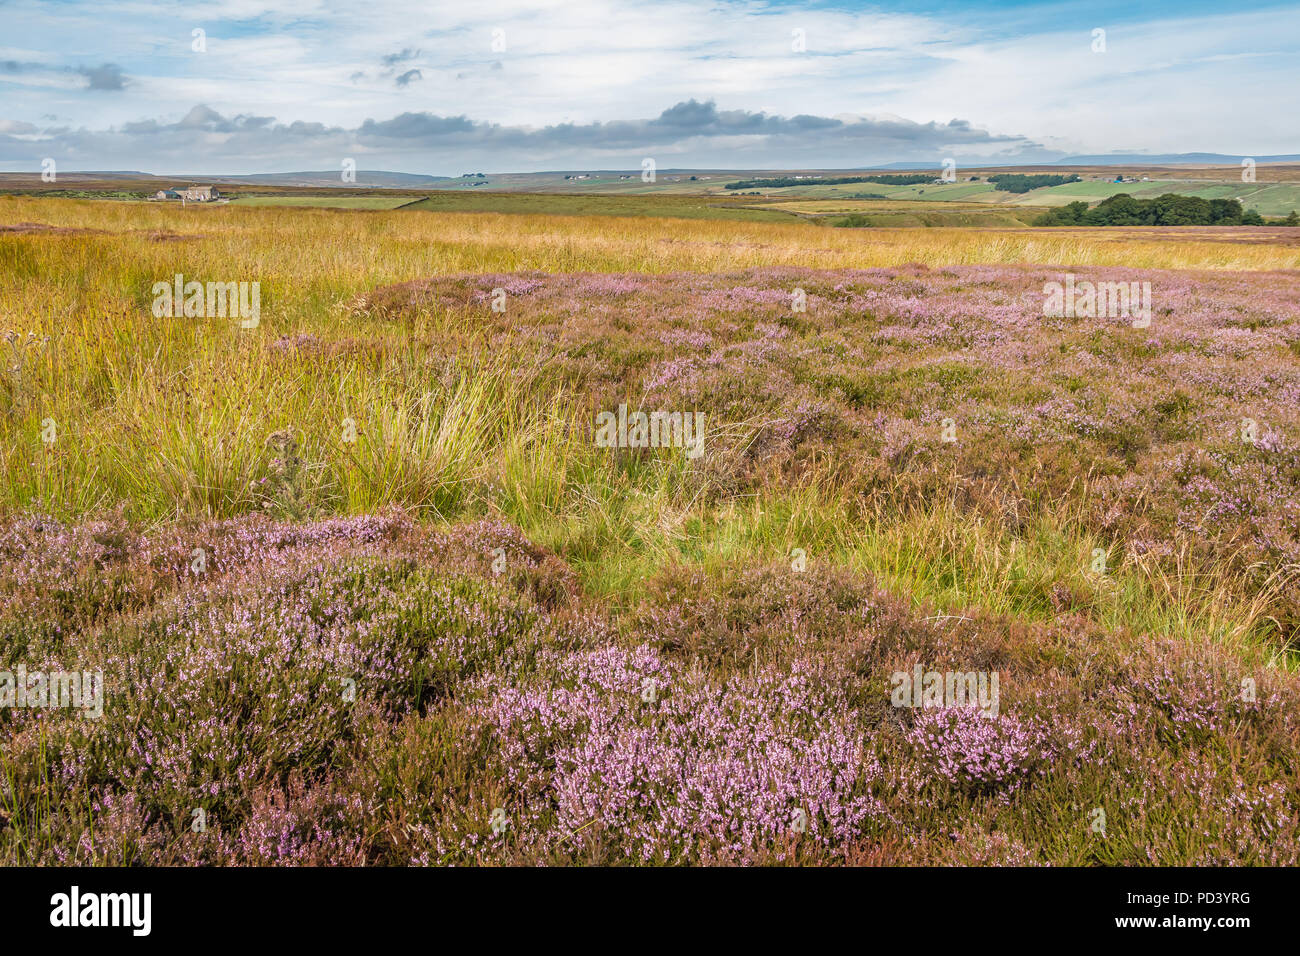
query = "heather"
(2, 512, 1297, 865)
(353, 265, 1300, 641)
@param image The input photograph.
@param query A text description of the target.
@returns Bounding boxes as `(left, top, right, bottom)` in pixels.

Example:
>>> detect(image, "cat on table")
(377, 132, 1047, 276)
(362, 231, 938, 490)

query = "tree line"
(1033, 193, 1296, 226)
(987, 173, 1082, 193)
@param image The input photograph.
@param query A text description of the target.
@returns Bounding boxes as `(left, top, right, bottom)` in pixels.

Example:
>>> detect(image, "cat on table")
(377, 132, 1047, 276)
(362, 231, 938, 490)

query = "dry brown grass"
(4, 195, 1300, 274)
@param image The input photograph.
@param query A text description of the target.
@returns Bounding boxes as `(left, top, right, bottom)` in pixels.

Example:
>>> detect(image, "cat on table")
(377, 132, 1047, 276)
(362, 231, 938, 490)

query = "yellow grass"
(4, 196, 1299, 279)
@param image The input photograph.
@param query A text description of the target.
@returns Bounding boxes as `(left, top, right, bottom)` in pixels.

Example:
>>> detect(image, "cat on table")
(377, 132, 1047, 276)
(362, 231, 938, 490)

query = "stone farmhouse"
(153, 186, 221, 202)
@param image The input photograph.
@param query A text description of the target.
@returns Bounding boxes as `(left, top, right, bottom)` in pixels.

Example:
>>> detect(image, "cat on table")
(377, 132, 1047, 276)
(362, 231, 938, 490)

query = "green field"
(1005, 181, 1300, 215)
(743, 178, 1300, 217)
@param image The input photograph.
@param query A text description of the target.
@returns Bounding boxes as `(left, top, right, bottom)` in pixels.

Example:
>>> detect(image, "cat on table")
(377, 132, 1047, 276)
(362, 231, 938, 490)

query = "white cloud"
(0, 0, 1296, 166)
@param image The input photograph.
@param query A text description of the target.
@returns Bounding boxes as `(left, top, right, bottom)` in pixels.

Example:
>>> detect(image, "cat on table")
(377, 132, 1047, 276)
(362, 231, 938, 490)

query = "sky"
(1, 0, 1298, 174)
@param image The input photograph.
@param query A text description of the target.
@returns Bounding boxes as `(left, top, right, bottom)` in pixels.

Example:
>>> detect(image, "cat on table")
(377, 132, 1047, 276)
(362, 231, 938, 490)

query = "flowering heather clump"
(655, 327, 714, 350)
(1, 514, 1298, 865)
(773, 398, 840, 445)
(220, 778, 369, 867)
(0, 512, 574, 865)
(1114, 638, 1288, 748)
(907, 708, 1045, 793)
(471, 647, 888, 864)
(470, 276, 548, 301)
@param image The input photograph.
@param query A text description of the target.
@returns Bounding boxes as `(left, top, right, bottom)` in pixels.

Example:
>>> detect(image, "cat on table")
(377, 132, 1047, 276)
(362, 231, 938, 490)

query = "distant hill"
(0, 170, 451, 188)
(850, 154, 1300, 170)
(212, 171, 452, 188)
(1056, 152, 1300, 165)
(0, 170, 155, 180)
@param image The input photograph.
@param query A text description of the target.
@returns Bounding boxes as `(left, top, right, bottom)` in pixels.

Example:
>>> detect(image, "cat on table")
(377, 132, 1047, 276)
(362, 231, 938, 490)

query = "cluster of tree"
(1033, 193, 1285, 226)
(724, 174, 933, 190)
(987, 173, 1082, 193)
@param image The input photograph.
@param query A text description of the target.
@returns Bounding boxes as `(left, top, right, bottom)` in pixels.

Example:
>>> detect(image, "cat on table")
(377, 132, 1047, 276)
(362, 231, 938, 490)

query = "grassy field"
(733, 178, 1300, 217)
(230, 195, 424, 210)
(398, 190, 806, 222)
(5, 167, 1297, 219)
(2, 195, 1299, 866)
(760, 199, 1048, 227)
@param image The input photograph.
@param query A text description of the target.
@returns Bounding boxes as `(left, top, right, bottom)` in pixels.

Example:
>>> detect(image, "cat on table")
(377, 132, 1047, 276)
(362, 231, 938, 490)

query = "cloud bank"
(0, 100, 1045, 174)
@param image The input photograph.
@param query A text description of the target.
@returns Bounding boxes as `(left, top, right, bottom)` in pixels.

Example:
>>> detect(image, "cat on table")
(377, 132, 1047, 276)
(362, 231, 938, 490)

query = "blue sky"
(2, 0, 1297, 174)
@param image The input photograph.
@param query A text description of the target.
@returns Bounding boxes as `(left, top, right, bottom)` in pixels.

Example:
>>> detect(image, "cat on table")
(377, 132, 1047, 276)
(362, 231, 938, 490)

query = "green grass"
(1004, 181, 1300, 216)
(747, 179, 1300, 217)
